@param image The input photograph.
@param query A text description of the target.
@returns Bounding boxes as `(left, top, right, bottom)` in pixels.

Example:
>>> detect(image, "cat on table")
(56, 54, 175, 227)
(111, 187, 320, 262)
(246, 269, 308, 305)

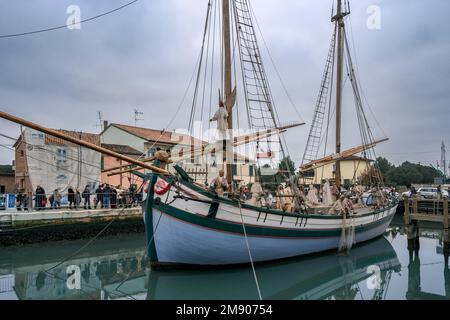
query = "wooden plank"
(410, 214, 447, 223)
(412, 196, 418, 215)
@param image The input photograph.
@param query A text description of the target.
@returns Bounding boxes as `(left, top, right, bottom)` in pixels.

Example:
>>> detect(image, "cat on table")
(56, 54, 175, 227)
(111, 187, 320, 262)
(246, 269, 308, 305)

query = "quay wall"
(0, 208, 144, 246)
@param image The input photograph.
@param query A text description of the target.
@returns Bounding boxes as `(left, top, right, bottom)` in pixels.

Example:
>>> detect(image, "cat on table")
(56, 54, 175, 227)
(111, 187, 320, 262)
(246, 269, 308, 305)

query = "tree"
(374, 157, 394, 183)
(386, 164, 422, 186)
(261, 156, 296, 192)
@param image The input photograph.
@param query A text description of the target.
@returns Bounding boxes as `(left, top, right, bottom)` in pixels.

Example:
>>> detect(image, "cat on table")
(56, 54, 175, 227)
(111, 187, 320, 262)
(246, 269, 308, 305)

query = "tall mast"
(223, 0, 234, 187)
(332, 0, 349, 188)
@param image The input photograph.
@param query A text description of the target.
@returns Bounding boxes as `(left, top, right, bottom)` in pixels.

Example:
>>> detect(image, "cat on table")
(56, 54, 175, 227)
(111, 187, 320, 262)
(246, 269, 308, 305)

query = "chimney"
(103, 120, 109, 130)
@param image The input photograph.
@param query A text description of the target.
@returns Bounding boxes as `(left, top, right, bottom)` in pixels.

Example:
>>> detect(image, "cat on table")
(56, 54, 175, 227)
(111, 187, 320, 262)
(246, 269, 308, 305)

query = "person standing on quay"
(52, 189, 62, 210)
(95, 184, 104, 209)
(103, 184, 112, 209)
(68, 187, 75, 209)
(82, 185, 92, 210)
(75, 188, 82, 210)
(34, 185, 47, 211)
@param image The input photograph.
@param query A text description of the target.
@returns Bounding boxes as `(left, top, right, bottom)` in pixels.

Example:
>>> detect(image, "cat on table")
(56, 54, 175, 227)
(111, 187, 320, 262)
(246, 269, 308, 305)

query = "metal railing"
(3, 191, 144, 212)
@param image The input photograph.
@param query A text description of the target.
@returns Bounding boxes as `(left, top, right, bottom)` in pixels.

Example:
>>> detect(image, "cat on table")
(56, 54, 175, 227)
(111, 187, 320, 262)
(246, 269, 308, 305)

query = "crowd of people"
(207, 170, 390, 216)
(15, 184, 143, 212)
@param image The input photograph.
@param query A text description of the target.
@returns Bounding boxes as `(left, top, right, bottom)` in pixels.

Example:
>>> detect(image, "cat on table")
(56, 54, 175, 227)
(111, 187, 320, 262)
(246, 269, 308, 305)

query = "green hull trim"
(153, 201, 395, 239)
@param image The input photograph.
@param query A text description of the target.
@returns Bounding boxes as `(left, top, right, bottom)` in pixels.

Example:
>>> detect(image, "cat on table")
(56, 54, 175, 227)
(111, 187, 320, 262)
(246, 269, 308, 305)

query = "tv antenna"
(94, 111, 104, 131)
(134, 108, 144, 127)
(441, 140, 447, 178)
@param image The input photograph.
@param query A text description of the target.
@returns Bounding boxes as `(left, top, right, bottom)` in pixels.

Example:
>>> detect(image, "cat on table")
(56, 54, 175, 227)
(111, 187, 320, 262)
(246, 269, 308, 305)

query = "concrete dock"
(0, 207, 144, 246)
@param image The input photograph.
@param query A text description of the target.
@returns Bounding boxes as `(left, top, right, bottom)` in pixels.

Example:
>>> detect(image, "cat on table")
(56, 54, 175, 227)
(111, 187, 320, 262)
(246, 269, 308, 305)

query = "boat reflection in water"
(147, 236, 401, 300)
(0, 233, 408, 300)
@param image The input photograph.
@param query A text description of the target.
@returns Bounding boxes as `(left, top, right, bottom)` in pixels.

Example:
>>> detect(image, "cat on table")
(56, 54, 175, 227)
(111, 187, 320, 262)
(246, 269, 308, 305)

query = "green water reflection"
(0, 216, 448, 300)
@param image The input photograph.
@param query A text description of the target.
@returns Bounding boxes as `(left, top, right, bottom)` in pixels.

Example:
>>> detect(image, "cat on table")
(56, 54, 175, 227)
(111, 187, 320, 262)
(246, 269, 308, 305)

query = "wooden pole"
(108, 168, 145, 177)
(403, 195, 411, 225)
(0, 111, 169, 175)
(444, 197, 449, 229)
(334, 0, 344, 188)
(223, 0, 234, 188)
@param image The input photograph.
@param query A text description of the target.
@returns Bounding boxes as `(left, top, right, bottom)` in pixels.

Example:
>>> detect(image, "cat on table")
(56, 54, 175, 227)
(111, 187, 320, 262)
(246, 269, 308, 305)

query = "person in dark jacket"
(111, 187, 118, 209)
(75, 188, 82, 209)
(102, 184, 112, 209)
(16, 189, 24, 211)
(82, 185, 92, 210)
(68, 187, 75, 209)
(34, 186, 47, 211)
(95, 185, 104, 209)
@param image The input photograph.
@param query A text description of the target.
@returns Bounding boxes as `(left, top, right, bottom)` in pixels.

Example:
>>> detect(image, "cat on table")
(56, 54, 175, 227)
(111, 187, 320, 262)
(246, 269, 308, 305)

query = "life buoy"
(143, 180, 150, 193)
(154, 180, 171, 195)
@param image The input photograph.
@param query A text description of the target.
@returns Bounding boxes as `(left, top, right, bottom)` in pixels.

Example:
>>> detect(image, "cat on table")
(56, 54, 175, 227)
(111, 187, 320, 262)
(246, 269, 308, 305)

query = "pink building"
(101, 144, 144, 189)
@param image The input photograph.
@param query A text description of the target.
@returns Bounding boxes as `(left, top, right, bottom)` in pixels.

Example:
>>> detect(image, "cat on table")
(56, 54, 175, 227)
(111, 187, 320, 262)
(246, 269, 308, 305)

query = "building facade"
(100, 123, 257, 186)
(101, 144, 143, 189)
(0, 165, 15, 194)
(14, 128, 101, 196)
(309, 156, 373, 186)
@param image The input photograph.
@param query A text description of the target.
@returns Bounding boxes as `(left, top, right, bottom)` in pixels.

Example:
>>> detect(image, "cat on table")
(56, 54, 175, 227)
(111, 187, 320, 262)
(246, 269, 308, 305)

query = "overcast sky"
(0, 0, 449, 169)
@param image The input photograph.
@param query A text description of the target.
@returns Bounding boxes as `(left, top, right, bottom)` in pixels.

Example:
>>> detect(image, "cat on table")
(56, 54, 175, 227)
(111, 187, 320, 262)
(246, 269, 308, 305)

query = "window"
(31, 133, 44, 140)
(249, 165, 254, 177)
(20, 150, 24, 157)
(344, 179, 351, 188)
(147, 147, 157, 157)
(57, 148, 67, 162)
(56, 175, 69, 186)
(0, 186, 5, 194)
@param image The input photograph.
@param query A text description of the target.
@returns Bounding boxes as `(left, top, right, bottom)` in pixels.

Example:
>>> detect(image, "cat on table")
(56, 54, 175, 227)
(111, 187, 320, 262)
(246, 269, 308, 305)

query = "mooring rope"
(237, 200, 263, 300)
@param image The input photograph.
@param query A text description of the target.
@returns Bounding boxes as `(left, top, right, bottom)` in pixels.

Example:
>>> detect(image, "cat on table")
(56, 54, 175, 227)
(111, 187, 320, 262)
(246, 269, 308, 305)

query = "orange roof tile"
(112, 124, 206, 146)
(45, 130, 100, 146)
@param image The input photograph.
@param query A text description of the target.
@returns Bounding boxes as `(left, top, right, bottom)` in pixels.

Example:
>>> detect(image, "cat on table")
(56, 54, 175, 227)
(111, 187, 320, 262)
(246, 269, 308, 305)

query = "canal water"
(0, 215, 448, 300)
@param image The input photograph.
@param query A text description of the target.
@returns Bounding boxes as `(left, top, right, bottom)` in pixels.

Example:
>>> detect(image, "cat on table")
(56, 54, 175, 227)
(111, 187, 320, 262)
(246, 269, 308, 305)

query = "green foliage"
(261, 156, 295, 192)
(375, 157, 442, 186)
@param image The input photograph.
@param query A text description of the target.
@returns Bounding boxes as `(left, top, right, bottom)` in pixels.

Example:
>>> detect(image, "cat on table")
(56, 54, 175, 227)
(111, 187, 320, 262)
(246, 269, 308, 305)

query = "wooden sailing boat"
(0, 0, 398, 268)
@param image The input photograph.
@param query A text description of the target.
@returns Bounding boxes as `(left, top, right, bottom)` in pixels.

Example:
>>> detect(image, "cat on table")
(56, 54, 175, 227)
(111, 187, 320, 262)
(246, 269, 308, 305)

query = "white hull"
(148, 178, 398, 267)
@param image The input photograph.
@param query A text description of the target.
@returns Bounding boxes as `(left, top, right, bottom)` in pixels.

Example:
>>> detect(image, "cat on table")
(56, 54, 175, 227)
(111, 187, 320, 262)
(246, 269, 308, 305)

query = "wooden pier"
(403, 195, 449, 242)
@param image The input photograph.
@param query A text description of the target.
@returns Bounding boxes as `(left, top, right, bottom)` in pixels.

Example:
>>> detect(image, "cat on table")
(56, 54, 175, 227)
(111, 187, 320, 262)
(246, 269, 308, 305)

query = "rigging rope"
(237, 199, 263, 300)
(0, 0, 140, 39)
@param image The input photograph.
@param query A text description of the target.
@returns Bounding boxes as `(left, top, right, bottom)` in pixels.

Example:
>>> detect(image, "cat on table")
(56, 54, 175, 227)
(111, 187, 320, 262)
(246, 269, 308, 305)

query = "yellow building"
(308, 156, 373, 186)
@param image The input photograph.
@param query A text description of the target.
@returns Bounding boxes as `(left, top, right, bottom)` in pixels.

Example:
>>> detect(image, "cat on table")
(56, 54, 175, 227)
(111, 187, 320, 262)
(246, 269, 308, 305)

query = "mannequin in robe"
(354, 183, 366, 208)
(331, 182, 339, 203)
(211, 170, 228, 197)
(306, 184, 320, 206)
(265, 192, 274, 209)
(210, 101, 229, 135)
(283, 182, 294, 212)
(342, 194, 355, 215)
(276, 185, 285, 210)
(330, 195, 345, 215)
(374, 188, 386, 208)
(249, 177, 264, 207)
(297, 185, 307, 203)
(322, 179, 334, 206)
